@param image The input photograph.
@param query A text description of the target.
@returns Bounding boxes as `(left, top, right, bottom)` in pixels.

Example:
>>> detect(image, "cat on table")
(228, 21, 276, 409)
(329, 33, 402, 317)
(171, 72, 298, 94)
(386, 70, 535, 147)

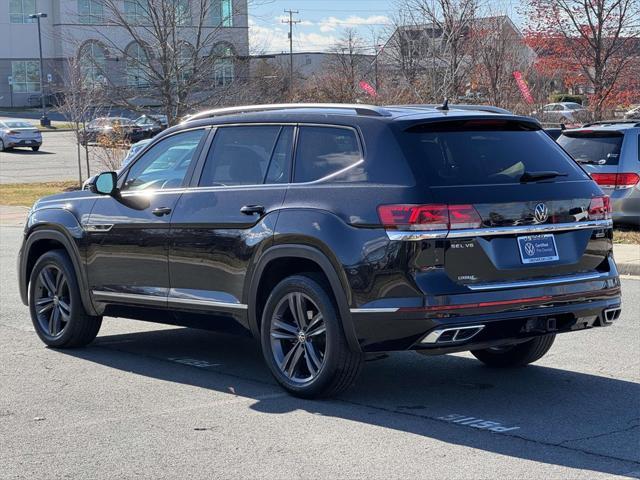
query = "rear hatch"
(557, 129, 639, 191)
(389, 117, 612, 287)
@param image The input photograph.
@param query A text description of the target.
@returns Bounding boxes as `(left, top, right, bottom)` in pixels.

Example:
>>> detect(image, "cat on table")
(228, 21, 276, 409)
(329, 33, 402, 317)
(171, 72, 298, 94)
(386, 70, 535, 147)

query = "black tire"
(29, 250, 102, 348)
(31, 146, 40, 152)
(471, 334, 556, 368)
(0, 139, 4, 151)
(260, 274, 363, 398)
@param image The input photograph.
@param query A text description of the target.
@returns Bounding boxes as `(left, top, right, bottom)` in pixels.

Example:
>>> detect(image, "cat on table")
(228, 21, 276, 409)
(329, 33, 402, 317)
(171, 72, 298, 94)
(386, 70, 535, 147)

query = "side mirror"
(91, 171, 118, 196)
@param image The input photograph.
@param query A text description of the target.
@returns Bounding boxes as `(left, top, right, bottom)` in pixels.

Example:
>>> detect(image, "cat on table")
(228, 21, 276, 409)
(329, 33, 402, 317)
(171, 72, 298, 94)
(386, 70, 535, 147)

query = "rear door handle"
(240, 205, 265, 216)
(152, 207, 172, 217)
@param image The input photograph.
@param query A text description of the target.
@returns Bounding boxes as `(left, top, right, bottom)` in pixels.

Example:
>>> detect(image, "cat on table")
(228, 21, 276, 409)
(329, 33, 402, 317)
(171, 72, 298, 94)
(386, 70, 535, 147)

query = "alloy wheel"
(34, 265, 71, 338)
(270, 292, 327, 383)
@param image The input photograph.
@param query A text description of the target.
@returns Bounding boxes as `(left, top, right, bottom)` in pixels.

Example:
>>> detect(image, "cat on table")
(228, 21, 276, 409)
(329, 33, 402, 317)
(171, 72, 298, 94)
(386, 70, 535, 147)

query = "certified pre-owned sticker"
(438, 414, 520, 432)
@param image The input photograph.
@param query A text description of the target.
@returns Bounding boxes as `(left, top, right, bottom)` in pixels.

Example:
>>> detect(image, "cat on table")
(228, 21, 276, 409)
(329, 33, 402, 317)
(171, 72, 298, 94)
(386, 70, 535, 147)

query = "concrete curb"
(617, 262, 640, 277)
(38, 129, 74, 133)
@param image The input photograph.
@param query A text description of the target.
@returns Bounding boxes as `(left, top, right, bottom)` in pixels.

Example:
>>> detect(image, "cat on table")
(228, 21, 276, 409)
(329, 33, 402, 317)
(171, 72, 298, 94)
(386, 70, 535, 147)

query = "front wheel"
(471, 334, 555, 367)
(260, 275, 363, 398)
(32, 146, 40, 152)
(29, 250, 102, 348)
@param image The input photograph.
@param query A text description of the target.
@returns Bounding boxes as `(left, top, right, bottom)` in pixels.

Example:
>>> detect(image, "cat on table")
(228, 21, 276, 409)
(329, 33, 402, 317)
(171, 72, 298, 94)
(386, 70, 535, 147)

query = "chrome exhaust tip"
(603, 307, 621, 324)
(421, 325, 485, 344)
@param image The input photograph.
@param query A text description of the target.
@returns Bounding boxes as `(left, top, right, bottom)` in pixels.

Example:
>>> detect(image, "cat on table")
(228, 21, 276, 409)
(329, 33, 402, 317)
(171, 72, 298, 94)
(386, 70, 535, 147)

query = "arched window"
(212, 43, 235, 87)
(79, 41, 107, 85)
(126, 42, 150, 87)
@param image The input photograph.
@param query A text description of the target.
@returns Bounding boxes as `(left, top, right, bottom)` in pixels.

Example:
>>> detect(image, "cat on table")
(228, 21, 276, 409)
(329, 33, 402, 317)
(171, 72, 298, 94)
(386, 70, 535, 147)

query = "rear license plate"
(517, 234, 559, 264)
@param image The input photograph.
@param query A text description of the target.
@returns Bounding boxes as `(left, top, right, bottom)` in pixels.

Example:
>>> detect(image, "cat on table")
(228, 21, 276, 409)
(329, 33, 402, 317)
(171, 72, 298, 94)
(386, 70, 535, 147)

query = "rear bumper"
(350, 274, 622, 352)
(5, 139, 42, 148)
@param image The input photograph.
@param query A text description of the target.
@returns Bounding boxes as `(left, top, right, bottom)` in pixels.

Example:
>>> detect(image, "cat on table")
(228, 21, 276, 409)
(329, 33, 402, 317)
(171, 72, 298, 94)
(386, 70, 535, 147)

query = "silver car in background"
(0, 120, 43, 152)
(537, 102, 590, 125)
(557, 120, 640, 226)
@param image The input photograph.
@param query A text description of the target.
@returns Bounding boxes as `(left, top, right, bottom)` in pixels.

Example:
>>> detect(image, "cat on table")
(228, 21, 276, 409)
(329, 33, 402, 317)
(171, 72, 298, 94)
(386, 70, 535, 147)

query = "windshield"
(398, 120, 588, 186)
(557, 133, 623, 165)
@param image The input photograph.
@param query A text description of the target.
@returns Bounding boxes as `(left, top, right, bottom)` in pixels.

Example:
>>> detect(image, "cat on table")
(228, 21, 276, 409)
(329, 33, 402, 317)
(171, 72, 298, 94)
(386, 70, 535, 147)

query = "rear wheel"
(260, 275, 363, 398)
(471, 334, 555, 367)
(29, 250, 102, 348)
(31, 146, 40, 152)
(0, 139, 4, 151)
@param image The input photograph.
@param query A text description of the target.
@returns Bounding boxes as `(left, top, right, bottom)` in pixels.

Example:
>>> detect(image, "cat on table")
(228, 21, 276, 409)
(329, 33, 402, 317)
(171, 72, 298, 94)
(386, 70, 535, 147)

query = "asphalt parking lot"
(1, 223, 639, 479)
(0, 131, 106, 184)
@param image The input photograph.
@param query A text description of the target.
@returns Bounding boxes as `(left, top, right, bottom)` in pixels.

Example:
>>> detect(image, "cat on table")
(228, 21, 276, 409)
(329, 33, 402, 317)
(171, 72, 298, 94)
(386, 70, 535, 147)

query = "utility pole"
(282, 9, 300, 98)
(29, 12, 50, 127)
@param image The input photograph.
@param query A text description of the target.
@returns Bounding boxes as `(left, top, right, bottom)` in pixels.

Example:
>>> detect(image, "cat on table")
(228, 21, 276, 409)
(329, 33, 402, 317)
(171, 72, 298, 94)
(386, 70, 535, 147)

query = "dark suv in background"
(18, 104, 621, 398)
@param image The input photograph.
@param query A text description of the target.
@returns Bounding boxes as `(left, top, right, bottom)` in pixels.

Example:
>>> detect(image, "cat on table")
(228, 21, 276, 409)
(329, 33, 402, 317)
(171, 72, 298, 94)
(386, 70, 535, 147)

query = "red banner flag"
(513, 71, 534, 105)
(359, 80, 377, 98)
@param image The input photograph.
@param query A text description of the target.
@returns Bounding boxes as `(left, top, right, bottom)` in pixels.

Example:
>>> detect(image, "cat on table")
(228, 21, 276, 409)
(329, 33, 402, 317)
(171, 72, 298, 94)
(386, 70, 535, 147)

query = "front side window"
(123, 129, 206, 191)
(199, 126, 287, 186)
(11, 61, 40, 93)
(9, 0, 36, 23)
(212, 0, 233, 27)
(78, 0, 104, 24)
(294, 126, 361, 183)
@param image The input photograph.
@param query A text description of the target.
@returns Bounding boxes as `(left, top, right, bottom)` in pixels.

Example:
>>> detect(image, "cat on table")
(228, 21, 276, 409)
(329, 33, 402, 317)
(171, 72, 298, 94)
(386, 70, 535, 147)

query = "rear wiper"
(520, 171, 568, 183)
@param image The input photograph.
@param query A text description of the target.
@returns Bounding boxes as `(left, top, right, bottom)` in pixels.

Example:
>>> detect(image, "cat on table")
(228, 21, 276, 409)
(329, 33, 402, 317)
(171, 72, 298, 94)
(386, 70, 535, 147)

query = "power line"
(282, 9, 301, 96)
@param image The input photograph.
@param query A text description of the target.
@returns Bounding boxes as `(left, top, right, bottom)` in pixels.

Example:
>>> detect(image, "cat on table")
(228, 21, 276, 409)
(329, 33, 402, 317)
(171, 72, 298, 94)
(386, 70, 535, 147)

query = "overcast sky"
(249, 0, 524, 54)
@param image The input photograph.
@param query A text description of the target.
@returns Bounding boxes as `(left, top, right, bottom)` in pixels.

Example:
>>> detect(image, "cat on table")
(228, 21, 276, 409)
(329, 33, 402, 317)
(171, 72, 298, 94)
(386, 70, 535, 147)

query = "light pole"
(29, 12, 50, 127)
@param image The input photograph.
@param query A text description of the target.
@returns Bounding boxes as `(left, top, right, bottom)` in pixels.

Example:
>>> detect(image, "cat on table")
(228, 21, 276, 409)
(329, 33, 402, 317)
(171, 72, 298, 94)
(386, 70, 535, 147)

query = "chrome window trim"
(466, 272, 611, 291)
(386, 220, 613, 241)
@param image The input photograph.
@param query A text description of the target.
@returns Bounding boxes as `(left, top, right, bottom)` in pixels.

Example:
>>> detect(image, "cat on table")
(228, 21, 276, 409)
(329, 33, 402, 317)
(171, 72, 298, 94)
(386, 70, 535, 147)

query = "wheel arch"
(20, 228, 97, 316)
(247, 244, 361, 353)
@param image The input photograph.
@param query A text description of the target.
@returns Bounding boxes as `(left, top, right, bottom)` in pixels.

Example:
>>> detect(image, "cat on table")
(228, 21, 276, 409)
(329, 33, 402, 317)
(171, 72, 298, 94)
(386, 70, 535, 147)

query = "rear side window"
(199, 126, 284, 186)
(398, 120, 587, 186)
(294, 126, 361, 183)
(557, 132, 624, 165)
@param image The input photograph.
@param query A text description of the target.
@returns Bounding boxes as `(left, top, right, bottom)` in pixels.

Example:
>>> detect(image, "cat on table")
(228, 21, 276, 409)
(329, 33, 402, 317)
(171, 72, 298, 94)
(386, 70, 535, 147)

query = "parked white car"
(0, 120, 42, 152)
(535, 102, 590, 125)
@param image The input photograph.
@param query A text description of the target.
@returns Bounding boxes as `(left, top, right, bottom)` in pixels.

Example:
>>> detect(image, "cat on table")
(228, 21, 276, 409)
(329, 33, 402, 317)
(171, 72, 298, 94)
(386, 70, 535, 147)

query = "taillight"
(377, 204, 482, 231)
(588, 196, 611, 220)
(591, 172, 640, 189)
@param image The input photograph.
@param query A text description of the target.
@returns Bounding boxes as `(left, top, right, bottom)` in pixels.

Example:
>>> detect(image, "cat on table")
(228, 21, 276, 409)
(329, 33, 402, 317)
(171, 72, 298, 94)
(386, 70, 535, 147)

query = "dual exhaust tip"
(603, 307, 622, 324)
(422, 325, 485, 344)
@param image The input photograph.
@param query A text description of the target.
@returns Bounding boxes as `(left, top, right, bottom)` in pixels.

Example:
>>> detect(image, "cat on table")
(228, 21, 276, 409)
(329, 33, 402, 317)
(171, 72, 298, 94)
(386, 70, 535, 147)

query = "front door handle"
(152, 207, 172, 217)
(240, 205, 265, 216)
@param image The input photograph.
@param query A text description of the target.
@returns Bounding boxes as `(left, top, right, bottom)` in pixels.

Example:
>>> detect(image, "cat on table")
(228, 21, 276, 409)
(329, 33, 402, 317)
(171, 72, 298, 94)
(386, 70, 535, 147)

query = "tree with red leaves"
(523, 0, 640, 119)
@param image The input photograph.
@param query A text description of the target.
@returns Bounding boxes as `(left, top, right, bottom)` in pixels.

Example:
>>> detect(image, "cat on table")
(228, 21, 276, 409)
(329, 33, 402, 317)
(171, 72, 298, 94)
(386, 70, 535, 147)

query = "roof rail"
(389, 104, 512, 115)
(183, 103, 392, 122)
(582, 119, 640, 128)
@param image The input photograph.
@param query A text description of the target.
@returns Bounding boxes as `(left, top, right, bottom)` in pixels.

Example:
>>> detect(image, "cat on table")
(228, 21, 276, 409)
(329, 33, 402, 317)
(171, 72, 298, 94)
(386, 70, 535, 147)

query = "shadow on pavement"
(58, 325, 640, 477)
(3, 149, 54, 155)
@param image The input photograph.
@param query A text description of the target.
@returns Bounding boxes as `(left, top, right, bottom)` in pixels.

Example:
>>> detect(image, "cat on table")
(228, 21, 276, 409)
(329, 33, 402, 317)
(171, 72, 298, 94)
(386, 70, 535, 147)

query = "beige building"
(0, 0, 249, 107)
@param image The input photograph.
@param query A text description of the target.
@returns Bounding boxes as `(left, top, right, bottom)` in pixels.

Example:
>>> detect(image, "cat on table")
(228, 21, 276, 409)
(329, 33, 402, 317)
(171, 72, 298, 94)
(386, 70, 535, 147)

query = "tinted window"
(122, 129, 205, 191)
(199, 126, 283, 186)
(557, 132, 623, 165)
(266, 127, 293, 184)
(398, 120, 587, 186)
(294, 126, 361, 183)
(200, 125, 282, 187)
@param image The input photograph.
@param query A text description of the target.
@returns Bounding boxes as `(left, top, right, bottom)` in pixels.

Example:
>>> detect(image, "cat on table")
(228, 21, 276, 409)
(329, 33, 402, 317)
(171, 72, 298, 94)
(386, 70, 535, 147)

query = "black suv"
(18, 104, 622, 398)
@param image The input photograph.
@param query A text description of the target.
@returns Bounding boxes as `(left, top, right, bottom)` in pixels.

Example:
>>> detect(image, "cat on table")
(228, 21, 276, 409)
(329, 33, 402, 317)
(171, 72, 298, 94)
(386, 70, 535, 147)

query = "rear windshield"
(398, 120, 587, 186)
(557, 132, 623, 165)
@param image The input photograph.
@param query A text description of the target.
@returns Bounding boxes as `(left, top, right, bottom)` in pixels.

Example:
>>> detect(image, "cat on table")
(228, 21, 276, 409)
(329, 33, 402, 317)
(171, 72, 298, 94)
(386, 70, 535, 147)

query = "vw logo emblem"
(534, 203, 549, 223)
(524, 242, 536, 256)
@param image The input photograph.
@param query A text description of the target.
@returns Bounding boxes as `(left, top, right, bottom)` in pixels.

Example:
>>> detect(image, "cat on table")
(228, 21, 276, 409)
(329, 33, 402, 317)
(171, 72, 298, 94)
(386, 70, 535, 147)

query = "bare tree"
(472, 16, 534, 108)
(54, 58, 105, 186)
(523, 0, 640, 119)
(78, 0, 247, 125)
(405, 0, 479, 100)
